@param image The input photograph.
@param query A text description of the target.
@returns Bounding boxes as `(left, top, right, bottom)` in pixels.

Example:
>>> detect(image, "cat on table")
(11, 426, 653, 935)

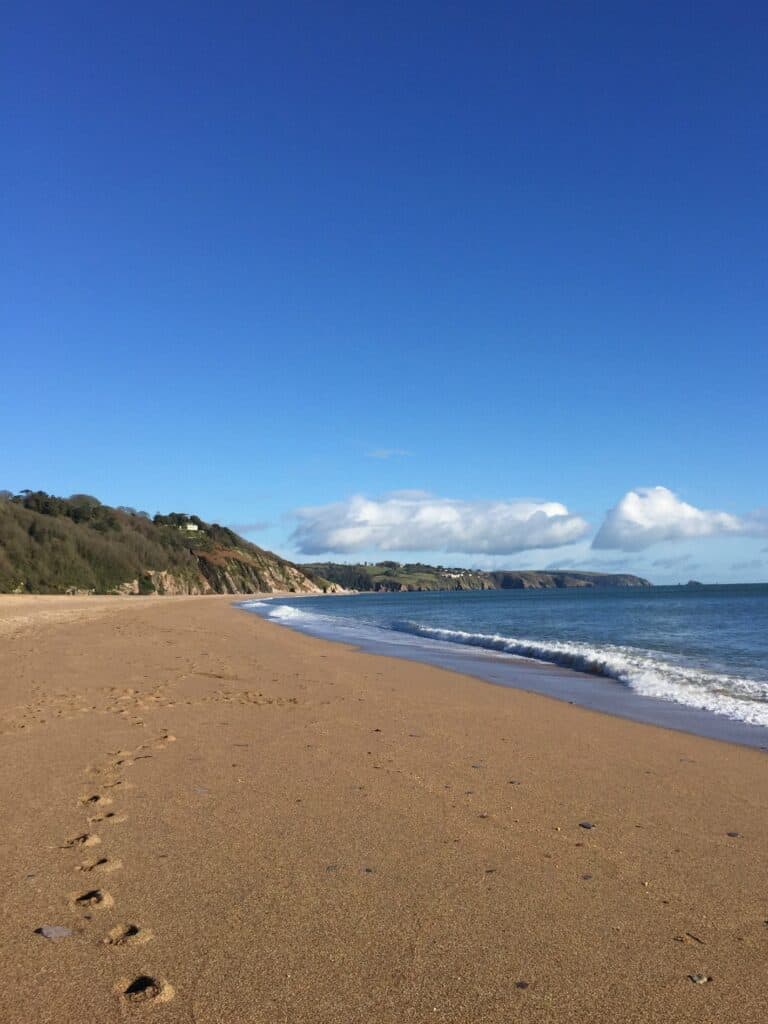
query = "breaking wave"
(390, 621, 768, 727)
(239, 599, 768, 729)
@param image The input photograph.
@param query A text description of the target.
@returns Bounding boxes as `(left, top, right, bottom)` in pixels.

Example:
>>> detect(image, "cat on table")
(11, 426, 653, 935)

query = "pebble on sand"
(578, 821, 596, 829)
(35, 925, 73, 941)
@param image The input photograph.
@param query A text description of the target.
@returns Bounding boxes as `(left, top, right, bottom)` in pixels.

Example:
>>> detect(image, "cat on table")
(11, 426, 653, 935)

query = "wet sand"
(0, 595, 766, 1023)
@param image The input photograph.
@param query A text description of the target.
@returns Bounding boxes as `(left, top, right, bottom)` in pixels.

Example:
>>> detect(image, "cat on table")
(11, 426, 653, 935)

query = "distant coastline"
(300, 560, 651, 593)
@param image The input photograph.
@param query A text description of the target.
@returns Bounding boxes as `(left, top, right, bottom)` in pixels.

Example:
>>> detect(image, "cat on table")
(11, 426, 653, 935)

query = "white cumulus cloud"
(593, 486, 746, 551)
(292, 492, 590, 555)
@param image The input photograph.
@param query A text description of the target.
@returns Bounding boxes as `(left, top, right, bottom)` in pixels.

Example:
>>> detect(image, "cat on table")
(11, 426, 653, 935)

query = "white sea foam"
(392, 622, 768, 728)
(262, 604, 310, 620)
(244, 601, 768, 729)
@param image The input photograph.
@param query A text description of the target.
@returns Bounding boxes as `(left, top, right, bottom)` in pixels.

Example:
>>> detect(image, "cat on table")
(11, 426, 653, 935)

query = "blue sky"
(2, 2, 767, 583)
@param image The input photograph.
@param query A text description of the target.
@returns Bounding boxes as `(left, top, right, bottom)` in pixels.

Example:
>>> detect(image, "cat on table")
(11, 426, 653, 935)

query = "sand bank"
(0, 595, 765, 1022)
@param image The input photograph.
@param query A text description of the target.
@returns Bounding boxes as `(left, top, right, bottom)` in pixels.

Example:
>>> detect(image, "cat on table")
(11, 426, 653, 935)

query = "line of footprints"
(54, 730, 178, 1007)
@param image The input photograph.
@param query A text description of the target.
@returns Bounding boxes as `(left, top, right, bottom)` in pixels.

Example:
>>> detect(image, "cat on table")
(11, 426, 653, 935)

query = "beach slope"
(0, 595, 765, 1023)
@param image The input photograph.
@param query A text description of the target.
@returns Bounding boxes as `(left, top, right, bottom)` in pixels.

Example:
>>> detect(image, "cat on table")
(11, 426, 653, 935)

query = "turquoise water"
(242, 585, 768, 734)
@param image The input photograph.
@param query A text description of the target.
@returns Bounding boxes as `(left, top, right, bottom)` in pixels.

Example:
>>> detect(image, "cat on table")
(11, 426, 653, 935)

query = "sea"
(241, 585, 768, 749)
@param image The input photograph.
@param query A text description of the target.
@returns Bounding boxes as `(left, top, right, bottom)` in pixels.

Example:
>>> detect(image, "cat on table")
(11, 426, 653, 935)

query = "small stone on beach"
(579, 821, 595, 829)
(689, 974, 711, 985)
(35, 925, 73, 941)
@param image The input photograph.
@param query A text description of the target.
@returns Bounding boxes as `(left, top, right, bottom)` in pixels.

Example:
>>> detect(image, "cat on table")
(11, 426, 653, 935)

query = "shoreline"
(2, 596, 767, 1022)
(239, 595, 768, 751)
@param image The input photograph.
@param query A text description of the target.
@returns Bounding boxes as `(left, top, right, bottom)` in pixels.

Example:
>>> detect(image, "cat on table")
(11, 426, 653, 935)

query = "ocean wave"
(243, 601, 768, 728)
(260, 603, 312, 620)
(390, 620, 768, 727)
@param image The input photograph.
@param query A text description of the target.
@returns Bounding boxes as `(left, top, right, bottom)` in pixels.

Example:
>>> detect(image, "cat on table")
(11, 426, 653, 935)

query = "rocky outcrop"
(194, 549, 321, 595)
(119, 554, 323, 597)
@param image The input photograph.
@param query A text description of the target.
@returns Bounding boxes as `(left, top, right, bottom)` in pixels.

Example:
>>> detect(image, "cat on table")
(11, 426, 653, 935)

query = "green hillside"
(0, 491, 320, 595)
(303, 561, 651, 592)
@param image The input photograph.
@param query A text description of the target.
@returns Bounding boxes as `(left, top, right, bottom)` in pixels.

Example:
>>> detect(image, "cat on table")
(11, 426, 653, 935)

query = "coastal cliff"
(0, 492, 321, 596)
(487, 570, 651, 589)
(302, 561, 651, 592)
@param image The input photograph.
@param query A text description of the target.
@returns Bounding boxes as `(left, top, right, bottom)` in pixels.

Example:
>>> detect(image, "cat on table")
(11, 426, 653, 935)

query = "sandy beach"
(1, 595, 766, 1023)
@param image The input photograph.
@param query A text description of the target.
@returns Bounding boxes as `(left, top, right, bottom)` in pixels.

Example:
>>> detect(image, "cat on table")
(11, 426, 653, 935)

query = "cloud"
(593, 487, 748, 551)
(365, 448, 413, 459)
(731, 559, 764, 572)
(545, 556, 633, 572)
(651, 554, 696, 569)
(292, 492, 590, 555)
(746, 509, 768, 532)
(229, 520, 271, 534)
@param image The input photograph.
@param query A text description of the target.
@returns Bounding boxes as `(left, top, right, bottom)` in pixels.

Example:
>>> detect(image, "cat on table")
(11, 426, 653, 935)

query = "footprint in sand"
(88, 811, 127, 826)
(69, 888, 114, 911)
(104, 923, 154, 947)
(63, 832, 101, 849)
(75, 856, 123, 874)
(79, 793, 113, 807)
(118, 976, 174, 1005)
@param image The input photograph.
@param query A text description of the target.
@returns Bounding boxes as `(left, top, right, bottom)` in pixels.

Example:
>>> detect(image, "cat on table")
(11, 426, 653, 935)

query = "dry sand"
(0, 594, 766, 1023)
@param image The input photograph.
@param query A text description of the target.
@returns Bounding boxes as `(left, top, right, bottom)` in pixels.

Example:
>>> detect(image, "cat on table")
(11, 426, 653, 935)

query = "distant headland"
(301, 561, 651, 592)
